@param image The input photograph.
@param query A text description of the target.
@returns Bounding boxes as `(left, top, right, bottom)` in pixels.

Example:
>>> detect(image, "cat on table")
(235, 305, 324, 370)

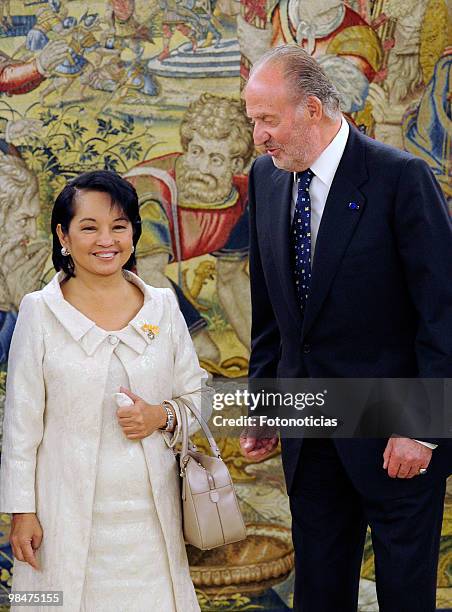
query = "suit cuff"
(413, 439, 438, 450)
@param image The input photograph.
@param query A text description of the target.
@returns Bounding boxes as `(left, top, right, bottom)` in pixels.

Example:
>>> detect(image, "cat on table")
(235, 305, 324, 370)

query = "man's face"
(2, 182, 39, 254)
(177, 132, 238, 204)
(245, 64, 319, 172)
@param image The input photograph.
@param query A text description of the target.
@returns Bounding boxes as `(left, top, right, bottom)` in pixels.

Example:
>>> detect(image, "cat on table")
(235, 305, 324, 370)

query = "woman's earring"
(131, 245, 135, 253)
(61, 246, 70, 256)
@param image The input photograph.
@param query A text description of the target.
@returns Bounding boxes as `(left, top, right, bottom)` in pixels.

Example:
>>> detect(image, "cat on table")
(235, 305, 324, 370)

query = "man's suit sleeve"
(394, 157, 452, 376)
(248, 160, 281, 379)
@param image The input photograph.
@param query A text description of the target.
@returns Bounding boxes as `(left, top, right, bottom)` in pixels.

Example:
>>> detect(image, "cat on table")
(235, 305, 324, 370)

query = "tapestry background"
(0, 0, 451, 609)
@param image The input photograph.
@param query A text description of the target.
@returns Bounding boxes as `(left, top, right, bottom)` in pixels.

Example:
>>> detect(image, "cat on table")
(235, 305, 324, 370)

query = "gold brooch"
(141, 323, 160, 340)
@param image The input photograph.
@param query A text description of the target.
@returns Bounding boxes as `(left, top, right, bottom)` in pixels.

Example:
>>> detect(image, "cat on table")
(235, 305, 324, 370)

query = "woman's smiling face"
(56, 189, 134, 278)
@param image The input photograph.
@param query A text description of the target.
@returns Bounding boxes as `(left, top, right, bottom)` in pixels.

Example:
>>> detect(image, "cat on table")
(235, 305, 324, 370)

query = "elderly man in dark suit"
(240, 45, 452, 612)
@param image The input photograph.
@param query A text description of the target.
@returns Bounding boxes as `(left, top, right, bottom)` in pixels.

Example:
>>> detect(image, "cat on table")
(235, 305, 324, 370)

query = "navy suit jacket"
(248, 125, 452, 499)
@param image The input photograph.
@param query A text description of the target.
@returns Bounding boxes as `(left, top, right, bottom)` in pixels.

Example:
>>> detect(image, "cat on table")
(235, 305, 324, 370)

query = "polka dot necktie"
(292, 168, 314, 311)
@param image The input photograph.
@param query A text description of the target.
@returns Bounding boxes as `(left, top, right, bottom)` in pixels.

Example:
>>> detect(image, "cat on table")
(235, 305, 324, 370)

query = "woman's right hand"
(10, 513, 43, 570)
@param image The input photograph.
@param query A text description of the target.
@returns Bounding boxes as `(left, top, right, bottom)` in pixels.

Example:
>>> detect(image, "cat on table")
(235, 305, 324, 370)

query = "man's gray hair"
(250, 45, 342, 120)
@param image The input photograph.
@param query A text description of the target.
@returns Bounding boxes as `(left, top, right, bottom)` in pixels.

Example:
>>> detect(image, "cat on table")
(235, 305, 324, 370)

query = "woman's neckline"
(98, 323, 130, 334)
(56, 271, 147, 333)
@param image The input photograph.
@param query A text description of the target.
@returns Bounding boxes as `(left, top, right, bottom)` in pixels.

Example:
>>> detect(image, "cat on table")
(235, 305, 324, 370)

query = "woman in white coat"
(0, 170, 209, 612)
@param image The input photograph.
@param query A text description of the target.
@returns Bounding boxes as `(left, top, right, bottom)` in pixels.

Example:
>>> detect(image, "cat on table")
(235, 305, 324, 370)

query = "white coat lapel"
(40, 270, 167, 357)
(41, 272, 96, 344)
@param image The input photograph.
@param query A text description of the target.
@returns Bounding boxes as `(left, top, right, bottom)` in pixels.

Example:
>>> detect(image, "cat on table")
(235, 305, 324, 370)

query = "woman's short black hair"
(51, 170, 142, 277)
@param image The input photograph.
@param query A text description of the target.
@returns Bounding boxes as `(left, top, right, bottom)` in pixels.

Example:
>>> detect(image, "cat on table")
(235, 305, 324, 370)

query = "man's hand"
(10, 513, 43, 570)
(36, 40, 69, 74)
(240, 428, 279, 461)
(5, 118, 43, 143)
(116, 387, 168, 439)
(383, 437, 432, 478)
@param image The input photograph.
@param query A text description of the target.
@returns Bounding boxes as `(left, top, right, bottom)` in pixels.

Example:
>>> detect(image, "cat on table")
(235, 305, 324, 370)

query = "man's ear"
(305, 96, 323, 121)
(231, 157, 245, 174)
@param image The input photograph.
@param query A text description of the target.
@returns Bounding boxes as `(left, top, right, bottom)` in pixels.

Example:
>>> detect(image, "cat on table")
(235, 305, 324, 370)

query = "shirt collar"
(41, 270, 157, 356)
(293, 116, 349, 188)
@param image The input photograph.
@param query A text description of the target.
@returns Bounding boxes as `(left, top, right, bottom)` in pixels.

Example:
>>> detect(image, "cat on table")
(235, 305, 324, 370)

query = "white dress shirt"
(290, 116, 436, 452)
(291, 116, 349, 258)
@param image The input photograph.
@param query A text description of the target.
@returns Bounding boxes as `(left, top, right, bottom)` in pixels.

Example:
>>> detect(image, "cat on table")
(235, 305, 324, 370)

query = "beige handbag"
(173, 397, 246, 550)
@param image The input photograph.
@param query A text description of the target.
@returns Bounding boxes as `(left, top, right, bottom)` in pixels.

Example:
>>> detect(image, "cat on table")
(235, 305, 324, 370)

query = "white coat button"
(108, 335, 119, 345)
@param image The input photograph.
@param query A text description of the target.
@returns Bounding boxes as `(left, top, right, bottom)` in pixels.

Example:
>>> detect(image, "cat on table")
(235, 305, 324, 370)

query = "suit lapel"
(268, 167, 304, 329)
(302, 127, 369, 338)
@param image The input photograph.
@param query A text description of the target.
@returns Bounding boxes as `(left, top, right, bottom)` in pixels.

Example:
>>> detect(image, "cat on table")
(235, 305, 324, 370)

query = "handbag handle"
(173, 397, 221, 464)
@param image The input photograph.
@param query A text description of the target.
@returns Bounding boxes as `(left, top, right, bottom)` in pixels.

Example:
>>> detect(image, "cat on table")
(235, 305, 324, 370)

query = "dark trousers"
(289, 439, 446, 612)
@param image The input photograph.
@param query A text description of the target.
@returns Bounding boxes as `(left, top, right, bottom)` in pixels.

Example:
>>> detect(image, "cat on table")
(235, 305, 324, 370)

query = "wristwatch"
(160, 402, 175, 432)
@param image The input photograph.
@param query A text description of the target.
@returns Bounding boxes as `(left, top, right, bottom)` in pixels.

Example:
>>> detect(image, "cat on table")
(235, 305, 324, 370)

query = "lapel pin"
(141, 323, 159, 340)
(348, 202, 360, 210)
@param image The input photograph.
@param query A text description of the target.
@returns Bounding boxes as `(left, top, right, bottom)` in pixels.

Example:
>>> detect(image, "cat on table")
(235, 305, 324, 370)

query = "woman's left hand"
(116, 387, 167, 439)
